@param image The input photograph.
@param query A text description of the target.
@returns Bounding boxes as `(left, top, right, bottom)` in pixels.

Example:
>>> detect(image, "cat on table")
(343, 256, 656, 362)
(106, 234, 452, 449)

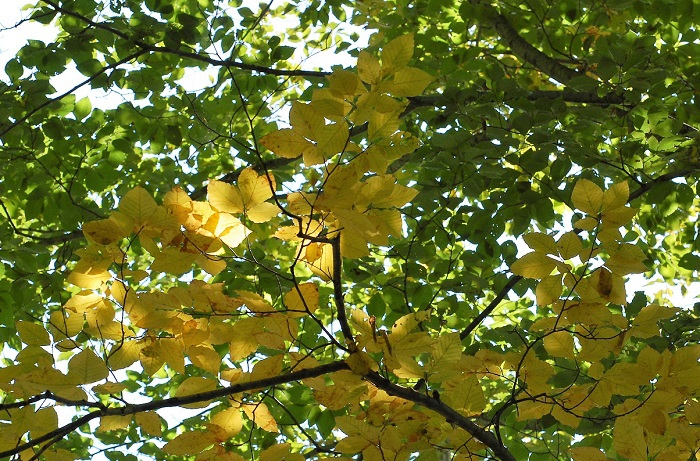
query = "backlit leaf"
(511, 251, 558, 278)
(543, 330, 575, 358)
(67, 349, 108, 384)
(119, 186, 158, 226)
(572, 179, 604, 215)
(381, 33, 414, 71)
(388, 67, 433, 97)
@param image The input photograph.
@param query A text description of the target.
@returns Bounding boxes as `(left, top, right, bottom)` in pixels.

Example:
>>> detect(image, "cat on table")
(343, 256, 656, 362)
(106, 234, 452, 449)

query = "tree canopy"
(2, 0, 700, 460)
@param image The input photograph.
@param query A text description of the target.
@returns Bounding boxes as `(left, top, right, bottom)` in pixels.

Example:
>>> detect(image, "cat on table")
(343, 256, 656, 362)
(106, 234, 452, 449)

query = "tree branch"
(629, 168, 699, 201)
(460, 275, 522, 341)
(41, 0, 330, 79)
(0, 360, 350, 459)
(472, 0, 593, 86)
(0, 50, 146, 138)
(365, 371, 516, 461)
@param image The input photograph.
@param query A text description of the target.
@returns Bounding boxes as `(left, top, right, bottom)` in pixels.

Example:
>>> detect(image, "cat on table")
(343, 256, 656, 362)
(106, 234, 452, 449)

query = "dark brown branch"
(629, 168, 699, 201)
(472, 0, 593, 86)
(0, 360, 350, 459)
(332, 235, 355, 347)
(365, 371, 516, 461)
(460, 275, 522, 340)
(41, 0, 329, 79)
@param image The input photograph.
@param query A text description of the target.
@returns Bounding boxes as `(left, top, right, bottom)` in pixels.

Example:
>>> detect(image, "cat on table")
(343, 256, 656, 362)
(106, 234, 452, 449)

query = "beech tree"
(2, 0, 700, 459)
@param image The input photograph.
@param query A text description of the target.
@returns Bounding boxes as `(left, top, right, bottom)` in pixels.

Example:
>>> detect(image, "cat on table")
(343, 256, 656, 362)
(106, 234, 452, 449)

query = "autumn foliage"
(2, 1, 700, 461)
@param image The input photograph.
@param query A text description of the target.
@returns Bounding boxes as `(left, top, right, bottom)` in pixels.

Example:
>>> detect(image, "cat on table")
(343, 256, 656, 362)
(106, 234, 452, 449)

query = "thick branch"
(460, 275, 522, 340)
(629, 169, 699, 201)
(0, 360, 350, 459)
(365, 371, 516, 461)
(473, 0, 593, 86)
(332, 235, 355, 346)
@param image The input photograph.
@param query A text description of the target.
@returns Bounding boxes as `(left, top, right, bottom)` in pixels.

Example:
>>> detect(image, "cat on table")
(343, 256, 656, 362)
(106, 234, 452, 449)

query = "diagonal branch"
(460, 275, 522, 341)
(40, 0, 330, 79)
(0, 50, 146, 138)
(366, 370, 516, 461)
(472, 0, 593, 86)
(0, 360, 350, 459)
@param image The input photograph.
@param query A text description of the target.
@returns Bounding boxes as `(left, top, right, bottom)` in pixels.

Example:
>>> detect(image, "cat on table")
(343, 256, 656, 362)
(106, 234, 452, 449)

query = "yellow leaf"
(602, 206, 638, 227)
(246, 202, 280, 223)
(16, 321, 50, 346)
(591, 267, 626, 304)
(260, 443, 304, 461)
(368, 110, 401, 140)
(536, 275, 562, 306)
(613, 417, 647, 461)
(189, 345, 222, 375)
(82, 219, 126, 245)
(97, 415, 131, 433)
(557, 231, 583, 259)
(571, 447, 609, 461)
(237, 168, 276, 209)
(443, 374, 485, 416)
(196, 254, 227, 276)
(428, 333, 462, 382)
(92, 382, 128, 394)
(242, 402, 278, 432)
(162, 430, 218, 456)
(315, 120, 349, 158)
(551, 404, 581, 428)
(572, 179, 604, 215)
(381, 33, 414, 71)
(574, 216, 599, 231)
(543, 330, 575, 358)
(67, 349, 108, 384)
(108, 341, 143, 369)
(206, 212, 251, 248)
(210, 406, 243, 438)
(336, 436, 373, 454)
(208, 180, 244, 214)
(340, 228, 370, 259)
(229, 317, 263, 360)
(259, 128, 313, 158)
(306, 242, 334, 280)
(150, 247, 197, 275)
(119, 186, 157, 226)
(523, 232, 557, 254)
(685, 399, 700, 424)
(250, 355, 284, 382)
(135, 411, 162, 436)
(30, 407, 58, 439)
(366, 179, 418, 209)
(328, 69, 363, 97)
(602, 181, 629, 212)
(520, 355, 555, 394)
(388, 67, 433, 97)
(67, 267, 111, 289)
(289, 100, 324, 139)
(630, 304, 678, 338)
(606, 243, 648, 275)
(174, 376, 217, 409)
(357, 50, 381, 85)
(511, 251, 558, 278)
(220, 368, 242, 383)
(284, 283, 319, 316)
(346, 350, 375, 375)
(163, 186, 193, 222)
